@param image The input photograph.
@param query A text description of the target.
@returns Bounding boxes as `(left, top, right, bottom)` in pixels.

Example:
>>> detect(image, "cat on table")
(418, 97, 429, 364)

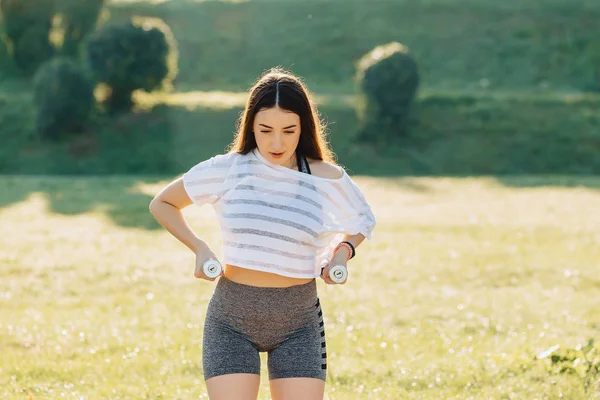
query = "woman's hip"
(205, 275, 321, 347)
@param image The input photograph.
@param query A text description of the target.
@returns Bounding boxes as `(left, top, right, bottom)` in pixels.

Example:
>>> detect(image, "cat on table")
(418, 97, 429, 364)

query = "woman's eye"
(285, 131, 295, 134)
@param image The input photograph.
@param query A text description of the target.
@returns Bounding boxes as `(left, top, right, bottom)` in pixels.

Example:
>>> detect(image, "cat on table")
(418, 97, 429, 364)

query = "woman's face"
(253, 106, 301, 169)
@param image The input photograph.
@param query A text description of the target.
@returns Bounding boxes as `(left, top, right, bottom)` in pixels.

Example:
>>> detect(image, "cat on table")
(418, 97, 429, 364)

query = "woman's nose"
(272, 132, 283, 147)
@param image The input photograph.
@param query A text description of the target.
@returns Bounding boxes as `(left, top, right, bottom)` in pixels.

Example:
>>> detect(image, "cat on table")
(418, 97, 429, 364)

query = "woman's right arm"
(148, 177, 211, 256)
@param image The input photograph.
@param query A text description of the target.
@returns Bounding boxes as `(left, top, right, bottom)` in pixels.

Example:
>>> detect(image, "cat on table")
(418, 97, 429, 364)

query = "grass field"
(2, 175, 600, 399)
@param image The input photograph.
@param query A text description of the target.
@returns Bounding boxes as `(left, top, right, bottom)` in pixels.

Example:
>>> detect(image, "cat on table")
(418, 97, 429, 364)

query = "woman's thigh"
(269, 377, 325, 400)
(206, 373, 261, 400)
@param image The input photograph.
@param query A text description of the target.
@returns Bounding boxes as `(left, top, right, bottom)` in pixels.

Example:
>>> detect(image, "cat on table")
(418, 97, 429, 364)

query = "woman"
(149, 67, 376, 400)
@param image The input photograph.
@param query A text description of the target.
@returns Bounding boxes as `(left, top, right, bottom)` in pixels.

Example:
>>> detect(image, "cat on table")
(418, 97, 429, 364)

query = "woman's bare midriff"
(223, 264, 314, 288)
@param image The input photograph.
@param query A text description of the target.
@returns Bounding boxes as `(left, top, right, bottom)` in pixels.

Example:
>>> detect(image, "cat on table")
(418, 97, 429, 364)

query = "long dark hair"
(226, 67, 336, 164)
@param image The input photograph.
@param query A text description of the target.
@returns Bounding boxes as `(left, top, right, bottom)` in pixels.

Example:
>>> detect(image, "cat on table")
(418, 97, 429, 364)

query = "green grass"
(2, 175, 600, 399)
(2, 89, 600, 176)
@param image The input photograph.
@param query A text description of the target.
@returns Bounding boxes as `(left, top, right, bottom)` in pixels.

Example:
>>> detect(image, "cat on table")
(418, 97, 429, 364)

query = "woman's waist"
(223, 264, 314, 288)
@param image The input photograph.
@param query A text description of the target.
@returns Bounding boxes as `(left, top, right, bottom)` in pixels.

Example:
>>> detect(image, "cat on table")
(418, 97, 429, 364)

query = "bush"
(0, 0, 105, 74)
(0, 0, 55, 75)
(33, 57, 95, 140)
(84, 16, 179, 114)
(355, 42, 420, 142)
(54, 0, 106, 57)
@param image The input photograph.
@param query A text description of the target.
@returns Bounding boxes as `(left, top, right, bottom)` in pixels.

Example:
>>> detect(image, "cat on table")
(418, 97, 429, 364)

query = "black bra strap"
(296, 152, 311, 175)
(303, 155, 311, 175)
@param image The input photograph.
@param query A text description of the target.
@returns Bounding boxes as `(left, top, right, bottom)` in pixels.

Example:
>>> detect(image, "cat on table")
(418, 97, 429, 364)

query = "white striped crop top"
(182, 148, 376, 279)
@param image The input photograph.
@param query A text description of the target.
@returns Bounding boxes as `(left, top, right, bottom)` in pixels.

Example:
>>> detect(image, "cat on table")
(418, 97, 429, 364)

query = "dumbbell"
(322, 264, 348, 284)
(202, 258, 223, 279)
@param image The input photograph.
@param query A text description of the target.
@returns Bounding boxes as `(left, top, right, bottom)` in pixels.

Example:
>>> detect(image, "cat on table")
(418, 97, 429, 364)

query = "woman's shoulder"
(206, 150, 245, 167)
(216, 150, 243, 161)
(307, 158, 345, 179)
(185, 151, 242, 175)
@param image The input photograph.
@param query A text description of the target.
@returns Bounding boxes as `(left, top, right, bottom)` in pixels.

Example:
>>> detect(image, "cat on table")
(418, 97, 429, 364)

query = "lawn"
(1, 174, 600, 399)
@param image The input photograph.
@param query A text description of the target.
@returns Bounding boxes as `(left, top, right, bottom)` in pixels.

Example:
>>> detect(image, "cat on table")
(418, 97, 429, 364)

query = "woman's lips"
(270, 152, 284, 158)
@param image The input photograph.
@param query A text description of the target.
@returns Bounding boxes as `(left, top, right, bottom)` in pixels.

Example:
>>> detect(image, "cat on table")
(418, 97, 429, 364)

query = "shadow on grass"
(0, 175, 166, 230)
(4, 92, 600, 183)
(493, 175, 600, 189)
(0, 104, 212, 230)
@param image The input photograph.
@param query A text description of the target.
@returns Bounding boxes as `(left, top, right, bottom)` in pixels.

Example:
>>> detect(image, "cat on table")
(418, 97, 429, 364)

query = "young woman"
(149, 67, 376, 400)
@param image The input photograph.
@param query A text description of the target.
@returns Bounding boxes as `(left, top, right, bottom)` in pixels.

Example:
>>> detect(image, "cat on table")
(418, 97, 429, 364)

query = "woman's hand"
(320, 250, 349, 285)
(193, 242, 223, 281)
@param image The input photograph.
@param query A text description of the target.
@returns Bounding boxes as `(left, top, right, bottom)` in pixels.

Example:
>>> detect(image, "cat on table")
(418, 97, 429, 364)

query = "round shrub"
(84, 16, 179, 113)
(0, 0, 55, 75)
(33, 57, 96, 140)
(355, 42, 420, 142)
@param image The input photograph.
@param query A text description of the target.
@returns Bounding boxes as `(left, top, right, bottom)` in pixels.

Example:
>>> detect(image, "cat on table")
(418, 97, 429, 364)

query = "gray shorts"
(202, 275, 327, 381)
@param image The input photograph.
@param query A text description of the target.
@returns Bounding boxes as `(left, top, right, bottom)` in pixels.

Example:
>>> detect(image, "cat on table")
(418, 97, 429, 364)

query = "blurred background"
(2, 0, 600, 399)
(1, 0, 599, 177)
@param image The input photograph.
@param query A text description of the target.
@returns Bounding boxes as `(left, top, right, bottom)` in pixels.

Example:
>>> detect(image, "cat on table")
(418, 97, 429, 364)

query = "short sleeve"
(323, 171, 376, 240)
(312, 172, 376, 274)
(182, 152, 238, 207)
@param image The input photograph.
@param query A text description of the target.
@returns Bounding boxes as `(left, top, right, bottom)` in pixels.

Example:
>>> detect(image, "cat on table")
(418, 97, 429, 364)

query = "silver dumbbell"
(323, 264, 348, 284)
(202, 258, 223, 279)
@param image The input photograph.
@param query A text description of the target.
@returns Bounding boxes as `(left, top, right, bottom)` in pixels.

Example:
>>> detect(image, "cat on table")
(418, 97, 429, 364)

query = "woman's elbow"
(149, 195, 188, 215)
(150, 179, 191, 213)
(149, 194, 169, 214)
(149, 197, 160, 214)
